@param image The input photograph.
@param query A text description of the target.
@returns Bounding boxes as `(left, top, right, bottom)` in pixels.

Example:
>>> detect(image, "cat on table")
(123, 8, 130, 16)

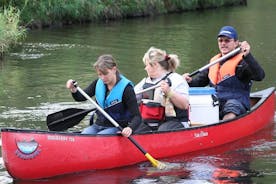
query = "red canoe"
(1, 87, 275, 180)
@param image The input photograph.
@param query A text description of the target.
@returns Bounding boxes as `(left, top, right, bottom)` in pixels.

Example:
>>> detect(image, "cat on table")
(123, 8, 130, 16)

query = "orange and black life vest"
(208, 53, 244, 85)
(207, 52, 251, 110)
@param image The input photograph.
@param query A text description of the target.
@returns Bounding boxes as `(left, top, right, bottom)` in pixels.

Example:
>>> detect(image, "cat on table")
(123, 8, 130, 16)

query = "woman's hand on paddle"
(66, 79, 77, 93)
(183, 73, 192, 83)
(121, 127, 133, 137)
(160, 80, 171, 95)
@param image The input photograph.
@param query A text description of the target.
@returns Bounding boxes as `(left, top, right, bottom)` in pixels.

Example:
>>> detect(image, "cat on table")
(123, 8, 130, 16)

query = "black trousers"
(135, 120, 185, 133)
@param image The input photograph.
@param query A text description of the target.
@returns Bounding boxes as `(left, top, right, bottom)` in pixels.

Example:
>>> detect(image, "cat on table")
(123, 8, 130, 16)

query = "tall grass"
(0, 6, 26, 56)
(4, 0, 246, 28)
(18, 0, 167, 28)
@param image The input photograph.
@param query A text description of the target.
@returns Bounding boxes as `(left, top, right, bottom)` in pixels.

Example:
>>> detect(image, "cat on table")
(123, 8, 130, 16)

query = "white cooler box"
(189, 87, 219, 125)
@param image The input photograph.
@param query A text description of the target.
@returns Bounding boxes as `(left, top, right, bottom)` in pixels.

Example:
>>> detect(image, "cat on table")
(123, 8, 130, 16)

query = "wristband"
(167, 90, 174, 98)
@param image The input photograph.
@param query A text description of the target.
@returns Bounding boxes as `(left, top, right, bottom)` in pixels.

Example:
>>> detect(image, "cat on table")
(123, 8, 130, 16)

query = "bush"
(0, 6, 26, 56)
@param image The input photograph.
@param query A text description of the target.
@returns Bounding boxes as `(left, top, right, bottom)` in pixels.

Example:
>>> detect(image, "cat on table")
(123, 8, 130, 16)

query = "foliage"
(1, 0, 246, 28)
(0, 6, 26, 56)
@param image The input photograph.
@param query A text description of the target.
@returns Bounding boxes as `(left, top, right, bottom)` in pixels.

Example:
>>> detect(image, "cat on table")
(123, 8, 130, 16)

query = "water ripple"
(0, 102, 94, 129)
(9, 42, 100, 60)
(0, 158, 12, 184)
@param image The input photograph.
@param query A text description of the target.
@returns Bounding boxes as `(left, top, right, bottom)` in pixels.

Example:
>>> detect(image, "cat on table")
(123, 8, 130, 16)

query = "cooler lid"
(189, 87, 216, 95)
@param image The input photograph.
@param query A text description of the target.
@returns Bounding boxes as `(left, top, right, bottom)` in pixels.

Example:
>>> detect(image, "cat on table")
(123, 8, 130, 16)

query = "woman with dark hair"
(66, 54, 141, 136)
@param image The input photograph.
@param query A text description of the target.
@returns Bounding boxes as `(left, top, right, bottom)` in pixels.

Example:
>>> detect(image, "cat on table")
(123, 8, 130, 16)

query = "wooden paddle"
(74, 81, 166, 169)
(47, 83, 161, 131)
(47, 108, 96, 131)
(188, 47, 241, 77)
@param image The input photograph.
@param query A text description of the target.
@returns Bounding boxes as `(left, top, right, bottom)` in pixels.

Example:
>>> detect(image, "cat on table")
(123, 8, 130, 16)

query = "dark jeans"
(81, 123, 119, 135)
(219, 99, 247, 119)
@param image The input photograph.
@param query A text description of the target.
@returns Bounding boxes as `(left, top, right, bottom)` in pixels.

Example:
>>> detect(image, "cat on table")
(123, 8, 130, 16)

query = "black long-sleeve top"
(71, 79, 141, 131)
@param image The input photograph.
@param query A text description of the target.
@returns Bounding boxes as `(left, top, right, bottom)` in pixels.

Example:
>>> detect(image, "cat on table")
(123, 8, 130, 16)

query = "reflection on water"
(0, 101, 93, 130)
(10, 42, 98, 60)
(0, 158, 12, 184)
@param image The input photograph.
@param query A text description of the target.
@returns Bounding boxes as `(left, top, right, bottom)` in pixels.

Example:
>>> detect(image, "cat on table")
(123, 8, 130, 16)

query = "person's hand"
(183, 73, 192, 83)
(239, 41, 250, 57)
(121, 127, 132, 137)
(66, 79, 77, 93)
(160, 80, 171, 94)
(160, 80, 175, 98)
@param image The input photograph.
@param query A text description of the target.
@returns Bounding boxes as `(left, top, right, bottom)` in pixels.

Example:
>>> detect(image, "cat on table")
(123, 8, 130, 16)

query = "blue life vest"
(93, 75, 134, 125)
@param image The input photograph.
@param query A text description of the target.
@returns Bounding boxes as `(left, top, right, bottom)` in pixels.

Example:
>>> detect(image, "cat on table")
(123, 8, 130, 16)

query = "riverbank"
(12, 0, 247, 29)
(0, 0, 246, 56)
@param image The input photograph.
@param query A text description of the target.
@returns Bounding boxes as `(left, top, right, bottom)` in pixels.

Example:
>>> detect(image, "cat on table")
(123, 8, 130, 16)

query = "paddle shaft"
(46, 83, 161, 131)
(135, 84, 160, 94)
(189, 47, 241, 77)
(74, 84, 153, 158)
(70, 83, 161, 128)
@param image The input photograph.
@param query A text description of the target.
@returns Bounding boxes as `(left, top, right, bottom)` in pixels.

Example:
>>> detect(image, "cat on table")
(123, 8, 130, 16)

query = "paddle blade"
(47, 108, 95, 131)
(145, 153, 167, 169)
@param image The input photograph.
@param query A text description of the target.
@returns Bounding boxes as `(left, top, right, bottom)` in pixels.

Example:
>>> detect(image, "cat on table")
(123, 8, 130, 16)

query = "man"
(183, 26, 265, 120)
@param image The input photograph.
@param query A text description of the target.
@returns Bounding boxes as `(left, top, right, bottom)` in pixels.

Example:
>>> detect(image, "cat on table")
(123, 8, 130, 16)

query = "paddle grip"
(72, 80, 78, 88)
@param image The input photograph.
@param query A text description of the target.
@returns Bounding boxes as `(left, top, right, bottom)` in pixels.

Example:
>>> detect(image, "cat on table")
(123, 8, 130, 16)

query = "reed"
(0, 6, 26, 56)
(3, 0, 246, 28)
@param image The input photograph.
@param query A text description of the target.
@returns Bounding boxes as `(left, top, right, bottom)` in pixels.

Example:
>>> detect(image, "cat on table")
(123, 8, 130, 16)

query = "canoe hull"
(1, 87, 275, 180)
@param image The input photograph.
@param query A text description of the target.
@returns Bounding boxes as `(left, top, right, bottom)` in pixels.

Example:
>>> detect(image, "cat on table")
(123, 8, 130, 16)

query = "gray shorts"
(220, 99, 247, 119)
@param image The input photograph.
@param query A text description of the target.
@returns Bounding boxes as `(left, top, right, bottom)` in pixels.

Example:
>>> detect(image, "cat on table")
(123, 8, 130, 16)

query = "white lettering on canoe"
(194, 131, 208, 138)
(47, 135, 75, 142)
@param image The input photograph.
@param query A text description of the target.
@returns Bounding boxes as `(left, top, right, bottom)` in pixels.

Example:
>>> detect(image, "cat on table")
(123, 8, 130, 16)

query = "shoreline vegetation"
(0, 6, 26, 57)
(0, 0, 247, 57)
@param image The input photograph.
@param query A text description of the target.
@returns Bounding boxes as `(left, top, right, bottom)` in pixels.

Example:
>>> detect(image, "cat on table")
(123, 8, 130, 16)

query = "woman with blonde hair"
(135, 47, 189, 132)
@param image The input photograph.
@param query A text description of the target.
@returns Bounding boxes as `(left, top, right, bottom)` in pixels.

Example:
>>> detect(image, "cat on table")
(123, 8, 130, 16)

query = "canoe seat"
(189, 122, 206, 127)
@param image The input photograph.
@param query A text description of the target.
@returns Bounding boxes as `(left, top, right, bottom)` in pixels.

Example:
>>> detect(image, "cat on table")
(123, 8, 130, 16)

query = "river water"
(1, 0, 276, 183)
